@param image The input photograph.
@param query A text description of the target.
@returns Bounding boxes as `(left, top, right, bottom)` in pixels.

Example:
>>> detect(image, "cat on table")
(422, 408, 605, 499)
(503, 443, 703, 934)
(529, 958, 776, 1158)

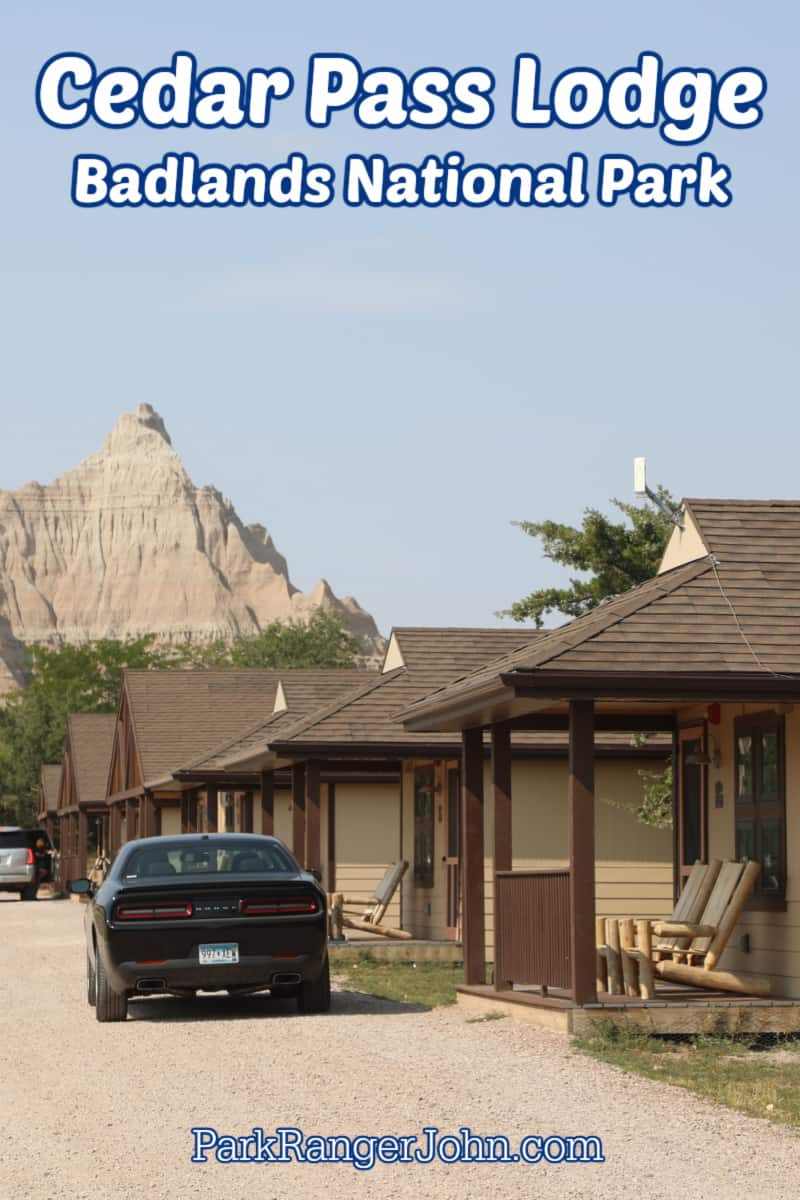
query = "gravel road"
(2, 897, 797, 1200)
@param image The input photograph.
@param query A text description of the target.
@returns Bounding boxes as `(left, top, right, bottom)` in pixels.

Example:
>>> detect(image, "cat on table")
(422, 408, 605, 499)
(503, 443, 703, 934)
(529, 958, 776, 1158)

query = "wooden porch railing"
(494, 869, 572, 991)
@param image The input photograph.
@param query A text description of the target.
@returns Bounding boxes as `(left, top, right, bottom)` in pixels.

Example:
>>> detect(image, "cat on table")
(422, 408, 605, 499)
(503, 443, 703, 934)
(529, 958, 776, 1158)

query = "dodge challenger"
(69, 833, 330, 1022)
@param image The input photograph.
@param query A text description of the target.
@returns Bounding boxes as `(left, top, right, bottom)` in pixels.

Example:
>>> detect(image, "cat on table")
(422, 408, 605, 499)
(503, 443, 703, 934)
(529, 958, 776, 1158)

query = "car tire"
(297, 957, 331, 1014)
(21, 881, 38, 901)
(95, 951, 128, 1022)
(87, 953, 97, 1007)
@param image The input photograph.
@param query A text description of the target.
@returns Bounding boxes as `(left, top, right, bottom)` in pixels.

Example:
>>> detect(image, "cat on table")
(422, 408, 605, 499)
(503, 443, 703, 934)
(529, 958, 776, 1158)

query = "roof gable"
(66, 714, 117, 805)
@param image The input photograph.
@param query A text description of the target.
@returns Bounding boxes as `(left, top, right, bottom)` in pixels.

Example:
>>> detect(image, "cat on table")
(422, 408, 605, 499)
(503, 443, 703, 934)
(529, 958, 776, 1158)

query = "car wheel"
(87, 953, 97, 1007)
(21, 881, 38, 901)
(297, 957, 331, 1014)
(95, 952, 128, 1022)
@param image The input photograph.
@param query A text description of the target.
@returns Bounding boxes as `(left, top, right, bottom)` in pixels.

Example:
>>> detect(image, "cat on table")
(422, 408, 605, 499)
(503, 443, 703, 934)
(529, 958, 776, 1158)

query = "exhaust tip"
(272, 972, 302, 986)
(136, 977, 167, 992)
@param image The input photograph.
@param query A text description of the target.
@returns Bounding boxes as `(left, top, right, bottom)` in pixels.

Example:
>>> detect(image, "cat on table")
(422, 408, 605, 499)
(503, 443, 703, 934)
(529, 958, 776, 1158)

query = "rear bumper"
(109, 951, 325, 993)
(100, 918, 328, 994)
(0, 870, 33, 889)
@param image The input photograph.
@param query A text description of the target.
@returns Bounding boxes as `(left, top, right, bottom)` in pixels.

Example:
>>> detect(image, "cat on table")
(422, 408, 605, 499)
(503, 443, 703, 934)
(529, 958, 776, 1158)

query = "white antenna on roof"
(633, 457, 684, 528)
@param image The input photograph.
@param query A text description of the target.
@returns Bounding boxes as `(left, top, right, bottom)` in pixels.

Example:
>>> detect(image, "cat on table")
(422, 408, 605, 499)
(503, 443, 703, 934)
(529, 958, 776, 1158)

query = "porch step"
(330, 939, 463, 964)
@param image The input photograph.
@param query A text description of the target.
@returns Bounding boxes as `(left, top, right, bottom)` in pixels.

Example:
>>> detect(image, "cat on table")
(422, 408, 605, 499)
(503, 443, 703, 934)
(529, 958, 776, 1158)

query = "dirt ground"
(2, 897, 798, 1200)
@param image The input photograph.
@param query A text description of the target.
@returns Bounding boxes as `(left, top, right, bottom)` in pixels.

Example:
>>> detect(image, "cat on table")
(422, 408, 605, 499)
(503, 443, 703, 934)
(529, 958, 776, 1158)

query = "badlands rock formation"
(0, 405, 382, 691)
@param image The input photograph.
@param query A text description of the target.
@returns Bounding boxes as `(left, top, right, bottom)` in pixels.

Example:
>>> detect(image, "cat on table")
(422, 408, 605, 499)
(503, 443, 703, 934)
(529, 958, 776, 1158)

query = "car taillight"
(116, 902, 193, 921)
(25, 848, 34, 865)
(241, 897, 318, 916)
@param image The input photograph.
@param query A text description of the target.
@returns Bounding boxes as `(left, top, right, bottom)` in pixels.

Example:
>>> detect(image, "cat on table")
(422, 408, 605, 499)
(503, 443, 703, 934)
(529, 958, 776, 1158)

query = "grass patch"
(333, 954, 465, 1008)
(466, 1011, 509, 1024)
(577, 1022, 800, 1128)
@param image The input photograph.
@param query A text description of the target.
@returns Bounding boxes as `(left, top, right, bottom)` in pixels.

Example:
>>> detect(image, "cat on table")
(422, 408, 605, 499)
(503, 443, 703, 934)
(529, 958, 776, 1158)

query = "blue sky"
(1, 3, 796, 635)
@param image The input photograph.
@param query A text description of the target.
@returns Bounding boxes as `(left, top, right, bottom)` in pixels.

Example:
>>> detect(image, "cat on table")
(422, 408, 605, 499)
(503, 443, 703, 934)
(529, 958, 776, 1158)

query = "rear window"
(0, 829, 51, 850)
(121, 839, 297, 880)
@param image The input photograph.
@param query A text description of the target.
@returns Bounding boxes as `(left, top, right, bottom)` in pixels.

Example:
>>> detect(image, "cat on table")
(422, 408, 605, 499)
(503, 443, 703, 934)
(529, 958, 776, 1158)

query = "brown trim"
(491, 723, 512, 874)
(327, 783, 336, 893)
(506, 670, 800, 703)
(507, 713, 676, 732)
(734, 711, 787, 905)
(291, 762, 306, 865)
(260, 771, 274, 836)
(305, 762, 321, 873)
(677, 724, 708, 888)
(206, 785, 219, 833)
(461, 728, 486, 987)
(568, 699, 596, 1006)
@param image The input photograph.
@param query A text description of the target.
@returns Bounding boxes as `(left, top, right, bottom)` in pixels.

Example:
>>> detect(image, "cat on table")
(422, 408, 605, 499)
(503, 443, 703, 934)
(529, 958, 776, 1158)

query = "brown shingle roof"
(123, 669, 371, 784)
(182, 672, 377, 771)
(67, 714, 116, 805)
(186, 630, 547, 767)
(266, 629, 546, 751)
(401, 499, 800, 727)
(39, 764, 62, 813)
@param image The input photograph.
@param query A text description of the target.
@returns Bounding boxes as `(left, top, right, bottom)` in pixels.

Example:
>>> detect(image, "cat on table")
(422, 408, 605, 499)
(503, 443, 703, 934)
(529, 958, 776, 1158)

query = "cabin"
(400, 500, 800, 1033)
(37, 764, 61, 845)
(103, 668, 370, 850)
(56, 714, 116, 887)
(174, 628, 674, 944)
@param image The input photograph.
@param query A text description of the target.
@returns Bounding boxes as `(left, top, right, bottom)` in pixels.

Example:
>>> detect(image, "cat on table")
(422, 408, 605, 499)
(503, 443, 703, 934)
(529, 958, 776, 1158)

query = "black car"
(69, 833, 330, 1022)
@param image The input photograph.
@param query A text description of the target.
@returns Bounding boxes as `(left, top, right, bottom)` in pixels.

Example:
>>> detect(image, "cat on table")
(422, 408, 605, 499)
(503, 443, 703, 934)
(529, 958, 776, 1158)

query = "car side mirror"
(309, 868, 322, 883)
(67, 878, 93, 895)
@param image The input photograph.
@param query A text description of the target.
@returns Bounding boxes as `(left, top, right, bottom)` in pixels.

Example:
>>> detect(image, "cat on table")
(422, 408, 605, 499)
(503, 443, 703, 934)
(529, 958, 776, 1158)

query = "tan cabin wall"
(659, 508, 707, 572)
(160, 806, 182, 837)
(333, 782, 402, 931)
(401, 756, 673, 948)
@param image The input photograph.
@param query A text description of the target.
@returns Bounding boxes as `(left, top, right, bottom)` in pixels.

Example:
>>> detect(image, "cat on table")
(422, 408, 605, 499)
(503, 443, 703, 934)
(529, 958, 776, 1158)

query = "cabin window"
(734, 714, 786, 903)
(413, 765, 435, 887)
(223, 793, 236, 833)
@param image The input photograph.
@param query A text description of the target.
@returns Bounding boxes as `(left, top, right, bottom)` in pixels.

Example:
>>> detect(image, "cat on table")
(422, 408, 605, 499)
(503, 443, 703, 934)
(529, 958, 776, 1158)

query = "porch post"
(491, 722, 513, 991)
(260, 771, 274, 836)
(206, 785, 219, 833)
(292, 763, 307, 865)
(141, 791, 156, 840)
(461, 727, 485, 987)
(109, 804, 120, 855)
(242, 791, 254, 833)
(77, 808, 88, 879)
(568, 699, 596, 1005)
(305, 762, 321, 873)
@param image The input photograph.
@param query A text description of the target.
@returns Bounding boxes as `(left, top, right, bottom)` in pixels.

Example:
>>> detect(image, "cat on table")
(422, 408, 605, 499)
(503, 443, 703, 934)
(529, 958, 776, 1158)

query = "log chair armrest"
(651, 921, 717, 938)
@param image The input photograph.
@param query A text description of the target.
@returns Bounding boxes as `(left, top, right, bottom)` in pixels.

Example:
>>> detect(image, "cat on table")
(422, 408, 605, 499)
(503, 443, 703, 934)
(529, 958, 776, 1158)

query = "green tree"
(0, 609, 360, 825)
(0, 637, 168, 825)
(504, 489, 679, 828)
(182, 608, 360, 670)
(503, 487, 681, 626)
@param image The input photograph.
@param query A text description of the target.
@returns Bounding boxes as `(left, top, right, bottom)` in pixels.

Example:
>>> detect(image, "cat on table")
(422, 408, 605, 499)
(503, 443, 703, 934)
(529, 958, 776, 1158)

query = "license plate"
(198, 943, 239, 965)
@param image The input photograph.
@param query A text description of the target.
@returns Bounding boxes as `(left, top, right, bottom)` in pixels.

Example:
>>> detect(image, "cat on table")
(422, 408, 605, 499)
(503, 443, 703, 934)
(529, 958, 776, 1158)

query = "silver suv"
(0, 827, 54, 900)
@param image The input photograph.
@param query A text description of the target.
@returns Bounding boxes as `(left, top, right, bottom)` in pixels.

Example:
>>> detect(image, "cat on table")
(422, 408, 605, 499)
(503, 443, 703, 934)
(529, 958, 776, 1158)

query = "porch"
(408, 682, 800, 1036)
(457, 980, 800, 1035)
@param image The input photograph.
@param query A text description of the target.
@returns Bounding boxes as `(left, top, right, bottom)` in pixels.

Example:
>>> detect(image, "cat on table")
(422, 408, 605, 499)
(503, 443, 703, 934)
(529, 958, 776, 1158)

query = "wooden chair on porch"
(328, 861, 411, 941)
(596, 859, 720, 996)
(599, 859, 764, 999)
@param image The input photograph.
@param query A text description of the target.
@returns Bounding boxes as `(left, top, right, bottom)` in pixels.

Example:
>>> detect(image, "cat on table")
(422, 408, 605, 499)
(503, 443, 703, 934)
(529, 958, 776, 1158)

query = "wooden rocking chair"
(598, 859, 765, 998)
(597, 859, 720, 996)
(329, 860, 411, 941)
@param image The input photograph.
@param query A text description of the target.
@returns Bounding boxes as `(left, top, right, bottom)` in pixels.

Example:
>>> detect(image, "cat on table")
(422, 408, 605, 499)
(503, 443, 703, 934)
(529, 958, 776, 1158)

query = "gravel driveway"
(2, 897, 797, 1200)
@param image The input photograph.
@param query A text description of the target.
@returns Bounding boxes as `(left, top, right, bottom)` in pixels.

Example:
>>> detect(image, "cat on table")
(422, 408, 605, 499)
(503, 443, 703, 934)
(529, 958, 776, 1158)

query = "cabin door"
(677, 725, 707, 889)
(444, 766, 461, 939)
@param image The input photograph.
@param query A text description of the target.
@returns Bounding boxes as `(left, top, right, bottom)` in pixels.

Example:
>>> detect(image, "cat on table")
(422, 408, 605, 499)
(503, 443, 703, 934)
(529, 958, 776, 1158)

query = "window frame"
(413, 764, 436, 888)
(734, 712, 787, 910)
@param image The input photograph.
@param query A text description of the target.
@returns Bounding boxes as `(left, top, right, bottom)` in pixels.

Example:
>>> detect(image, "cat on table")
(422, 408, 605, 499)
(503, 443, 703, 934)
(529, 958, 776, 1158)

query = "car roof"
(120, 833, 285, 848)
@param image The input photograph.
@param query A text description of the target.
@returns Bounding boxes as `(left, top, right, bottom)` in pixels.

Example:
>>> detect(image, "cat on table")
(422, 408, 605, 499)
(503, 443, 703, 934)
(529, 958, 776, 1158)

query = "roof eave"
(405, 667, 800, 731)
